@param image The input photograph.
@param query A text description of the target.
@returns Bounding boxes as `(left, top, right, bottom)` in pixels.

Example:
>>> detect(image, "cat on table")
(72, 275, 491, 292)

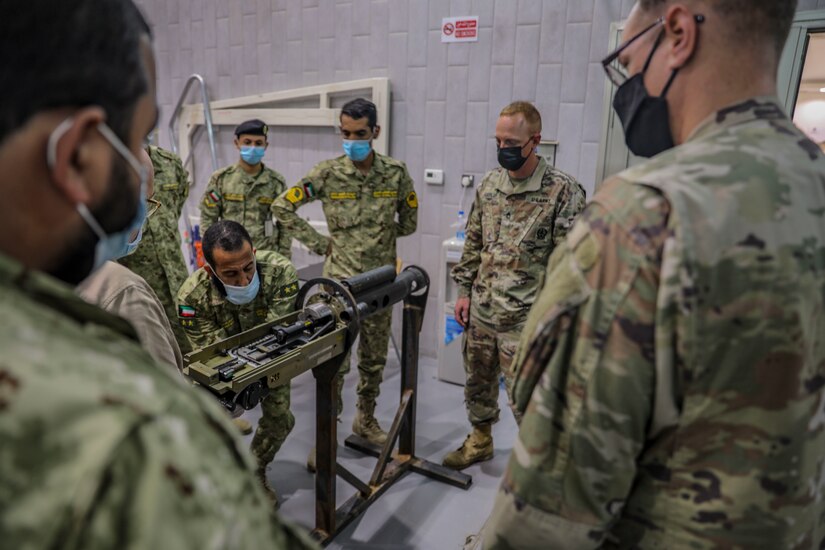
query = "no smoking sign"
(441, 16, 479, 43)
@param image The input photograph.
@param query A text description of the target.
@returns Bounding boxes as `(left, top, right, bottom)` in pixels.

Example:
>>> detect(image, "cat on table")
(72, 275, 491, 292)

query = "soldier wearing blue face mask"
(200, 119, 293, 258)
(177, 220, 300, 506)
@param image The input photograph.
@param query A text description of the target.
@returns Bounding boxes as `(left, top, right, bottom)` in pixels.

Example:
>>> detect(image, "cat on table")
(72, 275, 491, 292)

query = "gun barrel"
(341, 265, 397, 296)
(343, 267, 427, 320)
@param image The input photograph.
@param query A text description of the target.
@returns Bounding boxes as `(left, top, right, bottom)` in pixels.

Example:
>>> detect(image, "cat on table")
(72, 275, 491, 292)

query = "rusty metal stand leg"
(310, 357, 341, 543)
(344, 290, 472, 502)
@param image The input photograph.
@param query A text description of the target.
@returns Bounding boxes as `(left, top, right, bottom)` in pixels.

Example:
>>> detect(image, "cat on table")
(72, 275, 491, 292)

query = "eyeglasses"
(147, 198, 162, 219)
(601, 14, 705, 87)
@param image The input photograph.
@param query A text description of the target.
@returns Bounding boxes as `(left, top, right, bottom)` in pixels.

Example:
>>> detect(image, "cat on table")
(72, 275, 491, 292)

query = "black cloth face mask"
(612, 31, 679, 158)
(497, 140, 532, 171)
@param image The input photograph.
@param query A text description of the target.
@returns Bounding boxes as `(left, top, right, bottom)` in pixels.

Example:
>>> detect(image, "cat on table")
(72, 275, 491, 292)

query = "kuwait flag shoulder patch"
(178, 305, 197, 318)
(302, 179, 316, 199)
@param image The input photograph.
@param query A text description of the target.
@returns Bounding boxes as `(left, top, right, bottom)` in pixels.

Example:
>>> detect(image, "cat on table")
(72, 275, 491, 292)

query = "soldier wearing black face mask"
(445, 101, 586, 471)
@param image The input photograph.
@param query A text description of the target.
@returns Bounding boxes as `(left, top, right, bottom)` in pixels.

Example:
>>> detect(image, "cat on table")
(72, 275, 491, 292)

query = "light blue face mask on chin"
(208, 261, 261, 305)
(47, 119, 149, 272)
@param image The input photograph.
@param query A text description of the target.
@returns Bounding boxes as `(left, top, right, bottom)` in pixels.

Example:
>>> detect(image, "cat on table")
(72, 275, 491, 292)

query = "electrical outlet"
(461, 174, 474, 188)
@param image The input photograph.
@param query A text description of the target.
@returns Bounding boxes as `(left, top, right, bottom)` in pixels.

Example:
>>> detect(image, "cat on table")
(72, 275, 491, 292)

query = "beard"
(47, 156, 140, 285)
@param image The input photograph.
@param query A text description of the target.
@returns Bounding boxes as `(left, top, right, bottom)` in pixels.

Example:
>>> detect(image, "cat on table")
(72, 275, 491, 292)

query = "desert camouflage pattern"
(0, 252, 316, 549)
(177, 249, 299, 474)
(272, 152, 418, 409)
(452, 156, 586, 328)
(271, 152, 417, 280)
(119, 145, 192, 353)
(484, 98, 825, 549)
(201, 162, 292, 258)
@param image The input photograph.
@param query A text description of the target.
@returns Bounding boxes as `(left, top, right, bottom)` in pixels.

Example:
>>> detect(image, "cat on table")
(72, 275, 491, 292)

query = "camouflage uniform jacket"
(451, 156, 586, 327)
(271, 152, 418, 279)
(0, 252, 317, 549)
(484, 97, 825, 549)
(118, 146, 190, 342)
(177, 250, 299, 349)
(201, 163, 292, 258)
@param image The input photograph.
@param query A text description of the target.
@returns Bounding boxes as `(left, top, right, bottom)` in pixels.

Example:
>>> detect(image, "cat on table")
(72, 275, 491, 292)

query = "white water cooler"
(437, 235, 466, 385)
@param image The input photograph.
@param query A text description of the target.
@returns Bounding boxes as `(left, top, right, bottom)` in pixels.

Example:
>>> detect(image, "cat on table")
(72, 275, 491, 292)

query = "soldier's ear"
(204, 263, 213, 276)
(233, 137, 240, 150)
(372, 125, 381, 141)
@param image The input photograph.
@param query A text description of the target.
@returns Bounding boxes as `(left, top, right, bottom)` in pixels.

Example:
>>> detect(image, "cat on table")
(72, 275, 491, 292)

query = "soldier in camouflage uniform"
(272, 98, 418, 458)
(177, 220, 299, 504)
(485, 1, 825, 548)
(0, 2, 316, 547)
(200, 119, 292, 258)
(444, 102, 586, 470)
(119, 144, 192, 353)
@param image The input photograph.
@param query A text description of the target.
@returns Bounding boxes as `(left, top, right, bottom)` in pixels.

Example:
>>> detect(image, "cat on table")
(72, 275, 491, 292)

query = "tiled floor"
(238, 352, 519, 549)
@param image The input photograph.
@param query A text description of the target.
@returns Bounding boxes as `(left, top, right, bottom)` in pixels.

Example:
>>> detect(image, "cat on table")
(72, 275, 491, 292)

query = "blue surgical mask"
(240, 145, 266, 165)
(343, 139, 372, 162)
(47, 119, 149, 272)
(209, 262, 261, 305)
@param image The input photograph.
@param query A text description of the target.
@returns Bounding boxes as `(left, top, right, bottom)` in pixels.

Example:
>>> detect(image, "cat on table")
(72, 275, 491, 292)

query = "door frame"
(596, 9, 825, 187)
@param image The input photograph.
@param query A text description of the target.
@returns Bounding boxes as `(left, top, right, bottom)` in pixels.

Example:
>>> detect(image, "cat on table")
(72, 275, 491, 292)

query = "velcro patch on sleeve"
(286, 186, 305, 204)
(406, 191, 418, 208)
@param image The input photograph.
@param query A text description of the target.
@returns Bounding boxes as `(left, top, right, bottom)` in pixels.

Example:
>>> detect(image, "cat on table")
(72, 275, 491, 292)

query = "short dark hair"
(341, 98, 378, 130)
(0, 0, 152, 146)
(202, 220, 253, 267)
(639, 0, 797, 54)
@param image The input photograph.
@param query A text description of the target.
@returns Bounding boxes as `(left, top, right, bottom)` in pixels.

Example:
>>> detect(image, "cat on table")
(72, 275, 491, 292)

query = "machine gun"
(183, 265, 471, 544)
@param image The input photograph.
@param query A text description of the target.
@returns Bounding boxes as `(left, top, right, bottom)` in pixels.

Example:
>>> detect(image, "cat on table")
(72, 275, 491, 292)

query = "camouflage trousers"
(336, 308, 392, 415)
(463, 318, 523, 426)
(250, 383, 295, 471)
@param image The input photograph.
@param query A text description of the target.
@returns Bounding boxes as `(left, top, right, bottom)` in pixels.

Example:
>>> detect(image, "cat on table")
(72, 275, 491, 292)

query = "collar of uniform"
(0, 251, 139, 341)
(341, 151, 384, 177)
(233, 161, 266, 181)
(685, 96, 785, 144)
(497, 156, 547, 196)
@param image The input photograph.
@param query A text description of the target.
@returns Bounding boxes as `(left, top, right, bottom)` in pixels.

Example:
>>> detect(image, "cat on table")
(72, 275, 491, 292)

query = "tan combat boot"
(232, 417, 253, 435)
(256, 469, 279, 508)
(352, 399, 388, 445)
(442, 425, 493, 470)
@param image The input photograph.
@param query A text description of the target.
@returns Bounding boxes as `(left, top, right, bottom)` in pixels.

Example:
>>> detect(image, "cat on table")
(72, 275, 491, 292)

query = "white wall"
(135, 0, 825, 357)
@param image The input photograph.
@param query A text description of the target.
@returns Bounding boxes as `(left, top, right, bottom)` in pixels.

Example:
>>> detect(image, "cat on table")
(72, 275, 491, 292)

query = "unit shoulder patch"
(286, 186, 305, 204)
(406, 191, 419, 208)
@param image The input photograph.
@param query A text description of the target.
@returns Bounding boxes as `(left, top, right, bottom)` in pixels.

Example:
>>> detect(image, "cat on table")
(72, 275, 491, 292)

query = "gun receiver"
(183, 265, 428, 412)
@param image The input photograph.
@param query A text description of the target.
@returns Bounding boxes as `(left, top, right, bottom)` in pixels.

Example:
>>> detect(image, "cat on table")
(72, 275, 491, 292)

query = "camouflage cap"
(235, 119, 268, 137)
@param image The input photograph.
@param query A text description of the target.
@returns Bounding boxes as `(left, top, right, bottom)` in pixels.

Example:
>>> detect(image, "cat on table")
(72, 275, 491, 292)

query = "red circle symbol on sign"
(443, 22, 455, 35)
